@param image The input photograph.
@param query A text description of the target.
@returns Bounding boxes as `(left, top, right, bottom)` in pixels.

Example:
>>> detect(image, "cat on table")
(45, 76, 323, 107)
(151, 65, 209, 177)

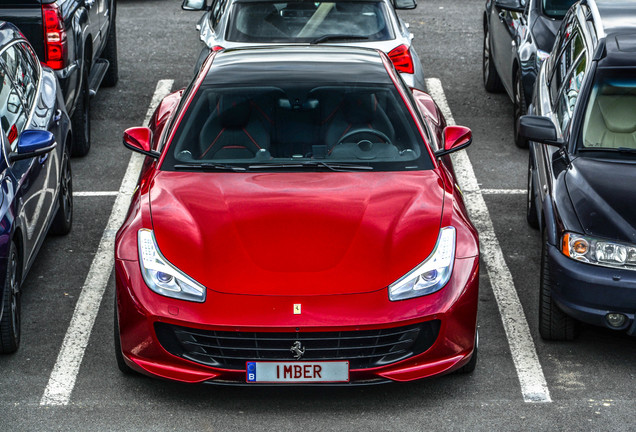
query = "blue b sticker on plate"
(246, 362, 256, 382)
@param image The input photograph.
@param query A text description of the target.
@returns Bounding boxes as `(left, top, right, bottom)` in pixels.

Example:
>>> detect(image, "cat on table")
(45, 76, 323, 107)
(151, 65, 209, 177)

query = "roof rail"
(581, 0, 605, 39)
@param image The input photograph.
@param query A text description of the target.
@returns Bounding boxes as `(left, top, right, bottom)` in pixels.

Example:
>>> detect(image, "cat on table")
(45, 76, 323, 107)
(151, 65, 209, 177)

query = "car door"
(0, 43, 58, 263)
(85, 0, 103, 58)
(490, 0, 527, 96)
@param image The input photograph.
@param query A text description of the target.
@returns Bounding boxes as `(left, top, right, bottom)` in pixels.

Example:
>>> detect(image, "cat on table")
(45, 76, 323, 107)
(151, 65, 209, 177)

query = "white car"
(182, 0, 426, 89)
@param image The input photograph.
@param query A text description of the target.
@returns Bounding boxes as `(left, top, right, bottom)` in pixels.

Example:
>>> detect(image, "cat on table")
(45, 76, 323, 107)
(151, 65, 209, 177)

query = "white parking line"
(73, 191, 119, 197)
(481, 188, 526, 195)
(425, 78, 551, 403)
(40, 79, 174, 406)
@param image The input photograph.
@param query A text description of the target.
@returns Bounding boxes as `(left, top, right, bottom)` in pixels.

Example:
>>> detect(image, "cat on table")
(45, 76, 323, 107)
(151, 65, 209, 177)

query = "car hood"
(149, 171, 445, 296)
(532, 15, 561, 52)
(565, 157, 636, 243)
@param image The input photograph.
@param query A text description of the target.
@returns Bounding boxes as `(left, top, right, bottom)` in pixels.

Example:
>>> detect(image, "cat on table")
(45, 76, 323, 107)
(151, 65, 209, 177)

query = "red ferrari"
(115, 46, 479, 384)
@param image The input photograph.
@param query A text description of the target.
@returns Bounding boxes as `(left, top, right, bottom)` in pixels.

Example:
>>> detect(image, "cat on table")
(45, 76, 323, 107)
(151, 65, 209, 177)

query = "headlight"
(389, 227, 456, 301)
(138, 229, 206, 302)
(562, 232, 636, 270)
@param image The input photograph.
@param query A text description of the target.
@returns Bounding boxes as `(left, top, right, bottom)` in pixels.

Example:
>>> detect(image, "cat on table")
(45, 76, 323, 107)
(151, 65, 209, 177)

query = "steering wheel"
(336, 128, 392, 147)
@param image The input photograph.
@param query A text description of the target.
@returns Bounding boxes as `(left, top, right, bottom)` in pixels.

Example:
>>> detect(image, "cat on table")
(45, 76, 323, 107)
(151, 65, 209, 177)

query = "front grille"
(155, 320, 440, 370)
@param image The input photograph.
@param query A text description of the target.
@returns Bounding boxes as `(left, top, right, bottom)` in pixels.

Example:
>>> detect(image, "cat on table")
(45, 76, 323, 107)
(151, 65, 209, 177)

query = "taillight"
(211, 45, 224, 52)
(42, 3, 68, 70)
(388, 44, 414, 74)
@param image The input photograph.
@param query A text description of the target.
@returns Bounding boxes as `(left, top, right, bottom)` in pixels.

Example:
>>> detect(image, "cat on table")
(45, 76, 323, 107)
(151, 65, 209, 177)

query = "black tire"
(0, 242, 21, 354)
(513, 68, 529, 148)
(539, 230, 578, 341)
(526, 156, 539, 229)
(71, 62, 91, 157)
(456, 329, 478, 374)
(101, 15, 118, 87)
(114, 294, 136, 375)
(49, 140, 73, 235)
(483, 24, 503, 93)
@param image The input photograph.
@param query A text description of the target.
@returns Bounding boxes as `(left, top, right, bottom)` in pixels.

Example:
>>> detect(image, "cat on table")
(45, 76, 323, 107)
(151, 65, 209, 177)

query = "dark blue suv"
(520, 0, 636, 340)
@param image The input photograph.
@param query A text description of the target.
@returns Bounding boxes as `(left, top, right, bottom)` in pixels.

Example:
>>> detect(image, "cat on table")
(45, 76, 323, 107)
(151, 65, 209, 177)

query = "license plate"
(246, 361, 349, 383)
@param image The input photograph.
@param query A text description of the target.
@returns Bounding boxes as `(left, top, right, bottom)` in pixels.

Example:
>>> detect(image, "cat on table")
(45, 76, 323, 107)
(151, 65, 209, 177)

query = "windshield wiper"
(174, 163, 247, 172)
(310, 34, 369, 44)
(248, 161, 372, 172)
(579, 147, 636, 154)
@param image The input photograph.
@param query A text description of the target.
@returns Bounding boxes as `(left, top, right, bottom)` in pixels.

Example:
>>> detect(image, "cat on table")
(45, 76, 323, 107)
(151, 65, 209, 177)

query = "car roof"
(0, 21, 24, 52)
(204, 46, 394, 86)
(594, 0, 636, 35)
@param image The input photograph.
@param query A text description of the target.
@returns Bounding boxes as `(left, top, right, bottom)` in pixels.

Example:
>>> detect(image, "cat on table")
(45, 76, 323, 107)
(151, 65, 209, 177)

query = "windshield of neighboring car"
(580, 69, 636, 155)
(542, 0, 576, 19)
(163, 83, 433, 172)
(225, 1, 394, 43)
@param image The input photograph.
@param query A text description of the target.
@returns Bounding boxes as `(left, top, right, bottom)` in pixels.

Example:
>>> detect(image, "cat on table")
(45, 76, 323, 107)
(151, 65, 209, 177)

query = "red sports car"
(115, 46, 479, 384)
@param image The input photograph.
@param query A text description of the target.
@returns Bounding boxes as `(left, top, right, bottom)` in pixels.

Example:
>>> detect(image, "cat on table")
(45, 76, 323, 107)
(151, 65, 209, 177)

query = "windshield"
(542, 0, 576, 19)
(580, 69, 636, 154)
(163, 83, 432, 172)
(226, 1, 394, 43)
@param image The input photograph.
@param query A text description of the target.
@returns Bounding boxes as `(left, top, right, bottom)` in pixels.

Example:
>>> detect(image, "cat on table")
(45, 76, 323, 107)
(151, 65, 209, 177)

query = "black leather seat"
(198, 95, 269, 159)
(322, 93, 395, 152)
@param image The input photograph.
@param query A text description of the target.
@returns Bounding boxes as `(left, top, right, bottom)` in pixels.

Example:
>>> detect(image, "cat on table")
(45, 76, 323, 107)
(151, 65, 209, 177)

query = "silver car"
(182, 0, 426, 90)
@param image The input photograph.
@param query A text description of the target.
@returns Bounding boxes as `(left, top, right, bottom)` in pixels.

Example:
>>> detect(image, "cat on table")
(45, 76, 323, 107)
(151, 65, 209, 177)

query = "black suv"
(483, 0, 576, 147)
(520, 0, 636, 340)
(0, 0, 118, 156)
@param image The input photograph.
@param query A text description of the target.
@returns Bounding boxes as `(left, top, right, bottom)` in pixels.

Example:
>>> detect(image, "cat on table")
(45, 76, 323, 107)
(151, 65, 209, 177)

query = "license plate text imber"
(246, 361, 349, 383)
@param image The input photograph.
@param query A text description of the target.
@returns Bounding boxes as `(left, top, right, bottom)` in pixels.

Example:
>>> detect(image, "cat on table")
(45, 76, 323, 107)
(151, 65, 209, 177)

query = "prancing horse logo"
(290, 341, 305, 360)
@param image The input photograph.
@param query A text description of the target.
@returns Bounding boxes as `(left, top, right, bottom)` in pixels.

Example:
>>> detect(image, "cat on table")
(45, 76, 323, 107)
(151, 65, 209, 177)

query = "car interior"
(582, 81, 636, 149)
(227, 1, 393, 42)
(169, 85, 423, 166)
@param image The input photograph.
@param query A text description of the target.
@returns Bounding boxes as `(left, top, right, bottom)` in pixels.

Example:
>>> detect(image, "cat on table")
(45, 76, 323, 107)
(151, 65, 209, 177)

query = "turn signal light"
(388, 44, 414, 74)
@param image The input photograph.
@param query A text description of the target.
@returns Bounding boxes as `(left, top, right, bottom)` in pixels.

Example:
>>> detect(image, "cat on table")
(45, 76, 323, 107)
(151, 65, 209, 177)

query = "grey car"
(182, 0, 426, 90)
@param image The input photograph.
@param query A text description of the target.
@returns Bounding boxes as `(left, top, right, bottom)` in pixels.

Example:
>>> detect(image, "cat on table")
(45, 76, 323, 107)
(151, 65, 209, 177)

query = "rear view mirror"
(517, 115, 563, 147)
(494, 0, 525, 11)
(182, 0, 207, 11)
(9, 130, 56, 162)
(393, 0, 417, 10)
(435, 126, 472, 157)
(123, 127, 160, 158)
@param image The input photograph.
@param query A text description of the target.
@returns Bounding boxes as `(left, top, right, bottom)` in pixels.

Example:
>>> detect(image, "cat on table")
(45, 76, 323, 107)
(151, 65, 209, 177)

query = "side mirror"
(393, 0, 417, 10)
(9, 130, 56, 162)
(182, 0, 207, 11)
(435, 126, 472, 157)
(123, 127, 160, 158)
(517, 115, 564, 147)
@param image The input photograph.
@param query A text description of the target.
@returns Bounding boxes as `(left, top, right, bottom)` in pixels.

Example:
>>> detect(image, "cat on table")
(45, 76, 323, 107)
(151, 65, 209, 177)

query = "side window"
(1, 43, 38, 113)
(555, 54, 587, 131)
(0, 65, 27, 151)
(549, 31, 584, 106)
(211, 0, 227, 29)
(547, 11, 576, 76)
(18, 43, 39, 111)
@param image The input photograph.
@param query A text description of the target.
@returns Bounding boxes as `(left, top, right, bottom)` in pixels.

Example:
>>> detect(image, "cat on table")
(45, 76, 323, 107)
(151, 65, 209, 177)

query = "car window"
(547, 10, 576, 76)
(555, 53, 586, 132)
(211, 0, 228, 29)
(164, 82, 431, 172)
(0, 65, 27, 151)
(226, 1, 394, 42)
(581, 69, 636, 151)
(0, 43, 38, 113)
(18, 43, 40, 111)
(549, 31, 584, 106)
(542, 0, 577, 19)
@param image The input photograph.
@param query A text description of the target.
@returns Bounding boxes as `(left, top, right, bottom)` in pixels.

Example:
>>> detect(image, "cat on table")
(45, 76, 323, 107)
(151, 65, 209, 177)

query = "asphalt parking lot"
(2, 0, 634, 430)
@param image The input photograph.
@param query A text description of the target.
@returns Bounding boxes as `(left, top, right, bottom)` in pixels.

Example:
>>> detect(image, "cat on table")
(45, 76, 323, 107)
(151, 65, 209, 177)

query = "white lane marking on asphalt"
(425, 78, 551, 403)
(73, 191, 119, 197)
(481, 188, 526, 195)
(40, 79, 174, 406)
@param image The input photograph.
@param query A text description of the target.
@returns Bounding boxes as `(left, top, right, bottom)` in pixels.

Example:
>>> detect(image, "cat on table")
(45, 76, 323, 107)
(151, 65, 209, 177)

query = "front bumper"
(115, 256, 479, 384)
(548, 244, 636, 335)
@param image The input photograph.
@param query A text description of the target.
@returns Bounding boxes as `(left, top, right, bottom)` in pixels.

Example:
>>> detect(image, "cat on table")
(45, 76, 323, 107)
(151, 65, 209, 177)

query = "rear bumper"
(115, 255, 479, 384)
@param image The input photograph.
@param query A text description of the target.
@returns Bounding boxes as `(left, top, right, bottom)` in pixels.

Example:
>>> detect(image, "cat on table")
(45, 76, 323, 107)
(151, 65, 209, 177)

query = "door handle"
(53, 109, 62, 124)
(39, 153, 49, 164)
